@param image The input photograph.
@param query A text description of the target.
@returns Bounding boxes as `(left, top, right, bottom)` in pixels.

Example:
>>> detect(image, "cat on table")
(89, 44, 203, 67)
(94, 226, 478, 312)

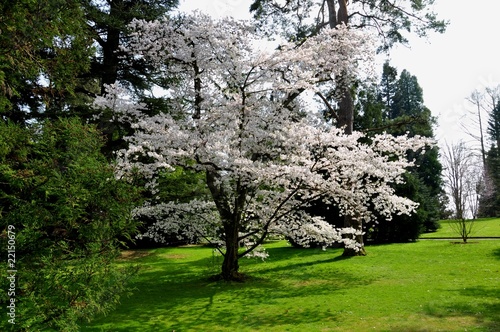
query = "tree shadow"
(492, 247, 500, 260)
(80, 245, 371, 331)
(423, 286, 500, 332)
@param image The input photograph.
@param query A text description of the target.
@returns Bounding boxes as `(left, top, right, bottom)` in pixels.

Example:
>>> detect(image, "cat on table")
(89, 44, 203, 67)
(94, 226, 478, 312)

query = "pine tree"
(357, 65, 444, 242)
(379, 61, 398, 119)
(0, 0, 93, 123)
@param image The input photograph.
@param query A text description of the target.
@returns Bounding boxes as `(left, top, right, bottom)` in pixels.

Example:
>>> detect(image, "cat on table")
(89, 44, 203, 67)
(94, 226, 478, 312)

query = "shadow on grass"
(81, 245, 372, 331)
(423, 286, 500, 332)
(492, 247, 500, 260)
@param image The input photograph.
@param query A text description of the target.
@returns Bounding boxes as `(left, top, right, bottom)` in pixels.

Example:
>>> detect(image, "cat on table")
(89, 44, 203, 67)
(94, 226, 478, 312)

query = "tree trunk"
(220, 221, 244, 281)
(337, 87, 354, 134)
(328, 1, 363, 255)
(342, 215, 366, 256)
(100, 0, 121, 95)
(337, 0, 348, 25)
(206, 170, 245, 281)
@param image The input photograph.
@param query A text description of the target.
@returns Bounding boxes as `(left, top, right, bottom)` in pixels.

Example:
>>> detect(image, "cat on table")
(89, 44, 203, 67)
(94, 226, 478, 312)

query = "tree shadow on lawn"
(423, 286, 500, 332)
(492, 247, 500, 260)
(82, 246, 373, 331)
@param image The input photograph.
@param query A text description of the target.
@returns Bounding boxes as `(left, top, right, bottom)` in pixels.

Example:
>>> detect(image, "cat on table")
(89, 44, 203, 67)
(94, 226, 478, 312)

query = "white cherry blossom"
(96, 13, 433, 279)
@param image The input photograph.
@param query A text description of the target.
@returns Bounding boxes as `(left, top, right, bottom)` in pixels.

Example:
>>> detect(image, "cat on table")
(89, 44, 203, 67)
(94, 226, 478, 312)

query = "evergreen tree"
(488, 101, 500, 149)
(72, 0, 180, 154)
(480, 101, 500, 216)
(357, 64, 444, 242)
(0, 119, 141, 331)
(354, 84, 385, 133)
(379, 61, 398, 119)
(392, 69, 424, 119)
(0, 0, 93, 123)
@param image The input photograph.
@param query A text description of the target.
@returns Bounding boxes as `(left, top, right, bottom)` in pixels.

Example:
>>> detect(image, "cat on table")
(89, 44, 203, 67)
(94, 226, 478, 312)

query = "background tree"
(442, 140, 470, 218)
(356, 64, 443, 242)
(0, 0, 180, 150)
(441, 141, 481, 242)
(0, 118, 141, 331)
(487, 100, 500, 149)
(78, 0, 179, 154)
(0, 0, 93, 124)
(480, 100, 500, 216)
(379, 61, 398, 120)
(250, 0, 447, 130)
(463, 85, 500, 217)
(464, 90, 489, 165)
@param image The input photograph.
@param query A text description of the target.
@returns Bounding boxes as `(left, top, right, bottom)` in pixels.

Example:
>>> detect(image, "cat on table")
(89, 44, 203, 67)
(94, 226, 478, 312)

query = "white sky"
(177, 0, 500, 148)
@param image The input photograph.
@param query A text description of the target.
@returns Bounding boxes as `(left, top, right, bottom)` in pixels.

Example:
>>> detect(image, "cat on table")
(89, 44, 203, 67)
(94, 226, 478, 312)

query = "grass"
(421, 217, 500, 238)
(80, 229, 500, 332)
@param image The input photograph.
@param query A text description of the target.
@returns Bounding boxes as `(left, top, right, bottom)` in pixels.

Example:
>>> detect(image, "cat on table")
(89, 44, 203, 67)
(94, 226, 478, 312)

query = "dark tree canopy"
(488, 101, 500, 149)
(82, 0, 179, 95)
(79, 0, 180, 155)
(356, 64, 443, 241)
(380, 61, 398, 119)
(250, 0, 447, 50)
(480, 102, 500, 217)
(0, 0, 179, 153)
(0, 118, 142, 331)
(0, 0, 93, 123)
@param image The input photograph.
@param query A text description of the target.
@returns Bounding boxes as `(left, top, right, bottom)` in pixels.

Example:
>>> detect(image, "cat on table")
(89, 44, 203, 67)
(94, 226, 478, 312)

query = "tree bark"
(337, 86, 354, 134)
(328, 1, 362, 255)
(100, 0, 121, 95)
(326, 0, 337, 28)
(206, 170, 246, 281)
(337, 0, 348, 25)
(220, 220, 243, 281)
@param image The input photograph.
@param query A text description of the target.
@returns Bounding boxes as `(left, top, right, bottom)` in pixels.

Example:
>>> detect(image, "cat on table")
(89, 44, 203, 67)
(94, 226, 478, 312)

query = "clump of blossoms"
(94, 13, 433, 280)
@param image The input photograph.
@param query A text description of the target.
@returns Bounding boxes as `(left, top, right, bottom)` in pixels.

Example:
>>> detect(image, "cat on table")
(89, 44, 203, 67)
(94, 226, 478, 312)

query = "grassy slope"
(81, 237, 500, 332)
(421, 217, 500, 238)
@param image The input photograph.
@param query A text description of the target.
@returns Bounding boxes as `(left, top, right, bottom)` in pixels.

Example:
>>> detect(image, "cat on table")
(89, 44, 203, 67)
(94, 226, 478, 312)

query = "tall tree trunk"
(328, 0, 363, 255)
(337, 87, 354, 134)
(96, 0, 123, 156)
(100, 0, 121, 95)
(206, 170, 245, 281)
(336, 0, 348, 25)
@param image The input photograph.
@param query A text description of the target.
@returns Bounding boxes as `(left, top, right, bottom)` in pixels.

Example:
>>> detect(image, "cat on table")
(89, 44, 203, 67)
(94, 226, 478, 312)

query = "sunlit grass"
(421, 217, 500, 238)
(81, 238, 500, 331)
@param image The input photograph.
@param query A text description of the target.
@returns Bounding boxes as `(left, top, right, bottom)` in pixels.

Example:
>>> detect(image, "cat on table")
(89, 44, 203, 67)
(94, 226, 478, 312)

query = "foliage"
(355, 63, 443, 242)
(250, 0, 447, 50)
(0, 0, 93, 123)
(479, 101, 500, 216)
(78, 0, 180, 154)
(95, 14, 433, 280)
(132, 166, 211, 248)
(0, 119, 141, 331)
(81, 240, 500, 332)
(481, 146, 500, 217)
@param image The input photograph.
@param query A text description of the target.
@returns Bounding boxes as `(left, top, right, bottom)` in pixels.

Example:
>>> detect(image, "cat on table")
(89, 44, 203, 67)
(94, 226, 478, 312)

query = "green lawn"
(81, 237, 500, 332)
(421, 217, 500, 238)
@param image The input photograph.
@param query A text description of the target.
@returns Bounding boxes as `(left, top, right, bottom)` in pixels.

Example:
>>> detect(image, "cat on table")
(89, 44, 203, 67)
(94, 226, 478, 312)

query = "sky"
(177, 0, 500, 148)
